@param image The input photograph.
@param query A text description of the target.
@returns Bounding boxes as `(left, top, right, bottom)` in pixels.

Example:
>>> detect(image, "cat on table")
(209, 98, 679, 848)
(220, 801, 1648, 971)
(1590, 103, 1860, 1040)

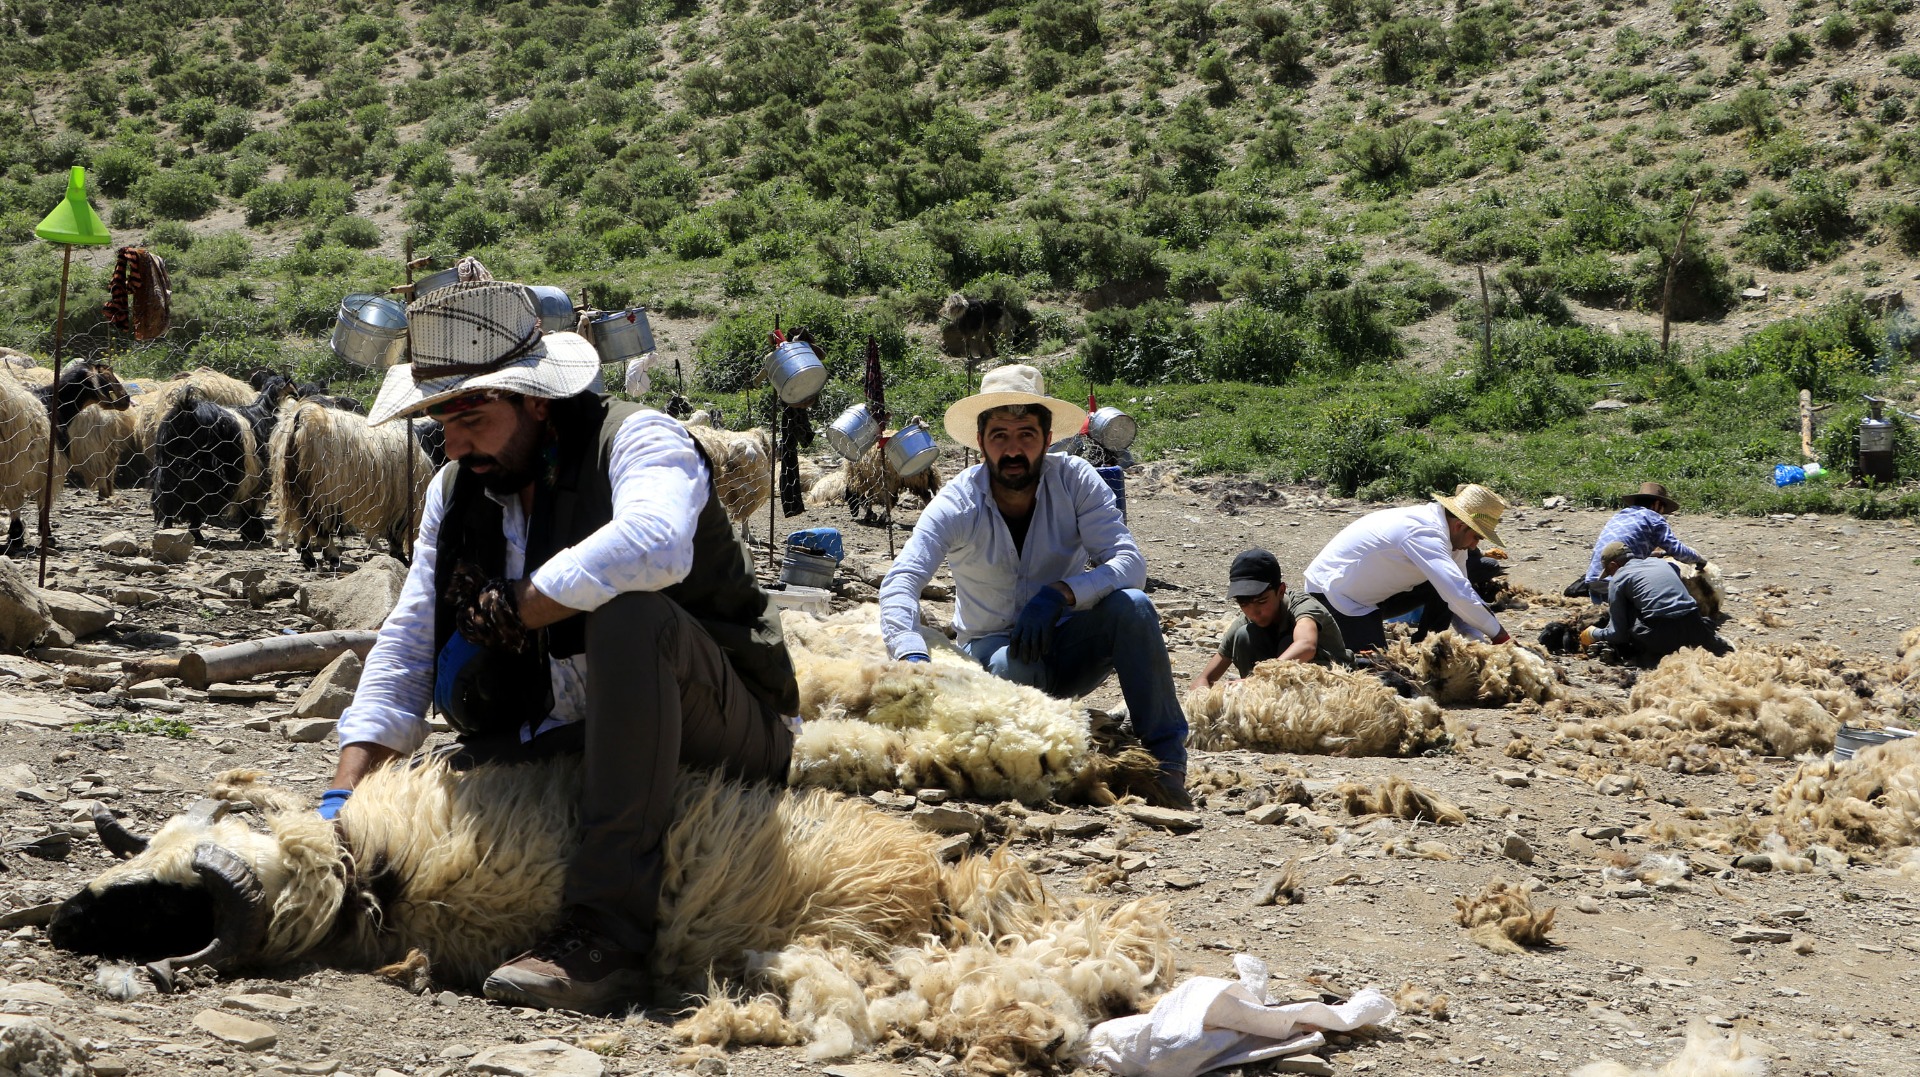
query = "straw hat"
(1432, 484, 1509, 547)
(942, 364, 1087, 449)
(1624, 481, 1679, 513)
(367, 281, 601, 425)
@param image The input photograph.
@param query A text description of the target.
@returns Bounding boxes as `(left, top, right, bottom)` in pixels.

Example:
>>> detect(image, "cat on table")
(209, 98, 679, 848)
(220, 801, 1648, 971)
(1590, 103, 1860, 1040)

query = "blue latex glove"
(1009, 586, 1068, 665)
(903, 653, 930, 664)
(317, 788, 352, 821)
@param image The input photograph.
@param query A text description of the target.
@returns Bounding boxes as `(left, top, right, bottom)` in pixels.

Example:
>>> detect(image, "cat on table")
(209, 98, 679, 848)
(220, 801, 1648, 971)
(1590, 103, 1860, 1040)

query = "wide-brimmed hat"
(943, 364, 1087, 449)
(1624, 481, 1679, 513)
(1432, 484, 1509, 547)
(367, 281, 601, 425)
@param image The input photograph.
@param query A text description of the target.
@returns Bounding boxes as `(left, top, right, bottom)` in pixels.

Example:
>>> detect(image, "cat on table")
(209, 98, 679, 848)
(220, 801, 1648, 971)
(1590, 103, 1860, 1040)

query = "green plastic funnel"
(35, 166, 111, 246)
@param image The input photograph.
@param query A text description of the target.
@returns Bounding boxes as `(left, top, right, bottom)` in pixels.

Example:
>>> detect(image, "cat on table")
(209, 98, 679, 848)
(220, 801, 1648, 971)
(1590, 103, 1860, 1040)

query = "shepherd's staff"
(31, 166, 112, 586)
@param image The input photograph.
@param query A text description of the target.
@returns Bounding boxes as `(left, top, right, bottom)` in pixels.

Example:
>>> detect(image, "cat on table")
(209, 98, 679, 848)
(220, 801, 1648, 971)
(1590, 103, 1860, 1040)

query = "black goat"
(3, 359, 130, 555)
(939, 293, 1030, 367)
(151, 376, 291, 545)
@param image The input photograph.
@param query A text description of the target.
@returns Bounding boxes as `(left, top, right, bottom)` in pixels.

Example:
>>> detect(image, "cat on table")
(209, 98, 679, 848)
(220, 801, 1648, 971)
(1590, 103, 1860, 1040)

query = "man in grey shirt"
(1584, 541, 1730, 663)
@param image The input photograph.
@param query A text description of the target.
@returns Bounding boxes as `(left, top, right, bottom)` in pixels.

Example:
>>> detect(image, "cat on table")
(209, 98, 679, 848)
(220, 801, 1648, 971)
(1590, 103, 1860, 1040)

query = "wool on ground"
(1570, 1020, 1771, 1077)
(1771, 736, 1920, 860)
(1380, 631, 1561, 706)
(1453, 879, 1555, 954)
(1338, 776, 1467, 825)
(1184, 659, 1448, 756)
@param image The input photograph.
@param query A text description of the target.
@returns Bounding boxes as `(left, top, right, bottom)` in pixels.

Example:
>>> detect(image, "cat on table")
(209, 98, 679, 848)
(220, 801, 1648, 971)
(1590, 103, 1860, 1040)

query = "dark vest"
(431, 397, 799, 719)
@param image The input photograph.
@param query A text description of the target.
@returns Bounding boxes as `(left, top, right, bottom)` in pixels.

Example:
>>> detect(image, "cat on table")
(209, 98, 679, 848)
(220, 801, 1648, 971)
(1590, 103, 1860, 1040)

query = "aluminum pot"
(331, 293, 409, 369)
(527, 285, 575, 333)
(826, 403, 880, 461)
(409, 266, 463, 300)
(1087, 406, 1138, 452)
(590, 309, 655, 366)
(883, 418, 939, 478)
(761, 341, 827, 405)
(779, 546, 838, 589)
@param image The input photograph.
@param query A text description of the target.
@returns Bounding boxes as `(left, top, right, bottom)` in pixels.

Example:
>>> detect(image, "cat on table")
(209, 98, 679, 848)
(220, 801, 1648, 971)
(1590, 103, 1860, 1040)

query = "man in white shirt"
(1303, 485, 1515, 655)
(880, 366, 1190, 808)
(329, 282, 798, 1014)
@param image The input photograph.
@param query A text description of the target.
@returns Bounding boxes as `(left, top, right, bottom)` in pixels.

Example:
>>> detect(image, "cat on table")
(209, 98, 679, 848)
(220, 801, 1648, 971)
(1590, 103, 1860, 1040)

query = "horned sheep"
(269, 398, 434, 568)
(51, 758, 1174, 1070)
(1183, 658, 1449, 757)
(681, 410, 772, 538)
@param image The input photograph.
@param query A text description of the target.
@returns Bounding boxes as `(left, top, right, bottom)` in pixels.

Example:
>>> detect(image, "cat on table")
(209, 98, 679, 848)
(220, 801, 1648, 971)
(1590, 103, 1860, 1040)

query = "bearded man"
(877, 366, 1190, 808)
(329, 282, 798, 1014)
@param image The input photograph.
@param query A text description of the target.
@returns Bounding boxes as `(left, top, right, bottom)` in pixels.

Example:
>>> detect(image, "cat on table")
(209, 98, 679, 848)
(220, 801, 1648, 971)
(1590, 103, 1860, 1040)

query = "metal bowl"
(528, 285, 576, 333)
(826, 403, 879, 460)
(883, 418, 939, 478)
(332, 294, 409, 369)
(408, 266, 463, 300)
(762, 341, 827, 405)
(590, 309, 655, 366)
(1088, 406, 1138, 451)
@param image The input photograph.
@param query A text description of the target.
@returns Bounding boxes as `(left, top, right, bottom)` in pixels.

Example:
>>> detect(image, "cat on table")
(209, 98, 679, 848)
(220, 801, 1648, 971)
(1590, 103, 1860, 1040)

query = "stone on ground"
(299, 556, 408, 630)
(149, 528, 195, 564)
(466, 1039, 604, 1077)
(35, 588, 113, 639)
(192, 1009, 277, 1050)
(292, 651, 362, 720)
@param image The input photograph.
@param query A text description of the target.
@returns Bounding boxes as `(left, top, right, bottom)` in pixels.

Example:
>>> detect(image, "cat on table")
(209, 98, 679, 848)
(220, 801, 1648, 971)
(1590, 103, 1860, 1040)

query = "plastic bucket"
(780, 546, 838, 589)
(331, 293, 409, 369)
(1097, 464, 1127, 522)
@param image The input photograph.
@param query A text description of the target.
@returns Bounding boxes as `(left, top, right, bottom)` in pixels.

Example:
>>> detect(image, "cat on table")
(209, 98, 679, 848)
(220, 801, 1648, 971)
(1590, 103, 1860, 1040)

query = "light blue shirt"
(880, 454, 1145, 659)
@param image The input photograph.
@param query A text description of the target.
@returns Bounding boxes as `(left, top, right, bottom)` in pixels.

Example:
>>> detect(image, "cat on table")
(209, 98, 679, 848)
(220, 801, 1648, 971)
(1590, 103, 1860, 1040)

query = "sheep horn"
(143, 842, 270, 993)
(90, 808, 149, 860)
(183, 798, 231, 827)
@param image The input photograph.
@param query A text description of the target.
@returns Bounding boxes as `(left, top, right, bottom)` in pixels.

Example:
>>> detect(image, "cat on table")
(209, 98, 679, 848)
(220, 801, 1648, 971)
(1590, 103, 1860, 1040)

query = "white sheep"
(65, 400, 140, 498)
(807, 440, 942, 523)
(0, 365, 54, 553)
(269, 398, 435, 568)
(682, 410, 772, 541)
(1184, 658, 1449, 756)
(51, 759, 1174, 1071)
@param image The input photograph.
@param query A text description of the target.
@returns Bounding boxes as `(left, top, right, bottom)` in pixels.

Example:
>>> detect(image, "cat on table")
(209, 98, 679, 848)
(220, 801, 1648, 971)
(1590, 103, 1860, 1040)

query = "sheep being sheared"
(1571, 1020, 1772, 1077)
(0, 358, 131, 554)
(781, 608, 1158, 803)
(151, 376, 292, 544)
(1380, 630, 1561, 705)
(1184, 658, 1449, 757)
(270, 399, 434, 568)
(807, 440, 943, 524)
(51, 760, 1173, 1071)
(1553, 645, 1871, 770)
(682, 410, 772, 543)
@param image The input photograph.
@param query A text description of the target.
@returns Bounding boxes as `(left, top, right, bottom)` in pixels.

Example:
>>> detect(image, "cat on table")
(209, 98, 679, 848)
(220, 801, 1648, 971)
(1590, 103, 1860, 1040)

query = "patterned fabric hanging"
(102, 247, 172, 340)
(863, 335, 888, 431)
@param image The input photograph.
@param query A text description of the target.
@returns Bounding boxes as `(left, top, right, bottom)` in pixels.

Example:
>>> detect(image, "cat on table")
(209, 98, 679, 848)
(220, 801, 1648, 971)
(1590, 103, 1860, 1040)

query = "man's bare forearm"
(331, 741, 402, 790)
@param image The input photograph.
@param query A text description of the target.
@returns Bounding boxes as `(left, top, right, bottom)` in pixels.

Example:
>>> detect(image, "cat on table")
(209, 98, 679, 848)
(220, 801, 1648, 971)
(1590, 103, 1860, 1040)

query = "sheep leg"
(3, 514, 21, 557)
(239, 514, 267, 546)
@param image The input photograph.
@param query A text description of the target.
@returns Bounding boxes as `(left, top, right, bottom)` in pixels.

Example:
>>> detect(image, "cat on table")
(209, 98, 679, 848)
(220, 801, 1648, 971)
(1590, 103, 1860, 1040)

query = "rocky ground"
(1, 459, 1918, 1077)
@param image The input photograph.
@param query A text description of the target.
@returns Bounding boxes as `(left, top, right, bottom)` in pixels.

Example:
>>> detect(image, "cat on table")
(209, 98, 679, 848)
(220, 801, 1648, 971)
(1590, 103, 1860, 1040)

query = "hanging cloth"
(454, 255, 493, 283)
(863, 335, 889, 431)
(103, 247, 172, 340)
(778, 326, 816, 516)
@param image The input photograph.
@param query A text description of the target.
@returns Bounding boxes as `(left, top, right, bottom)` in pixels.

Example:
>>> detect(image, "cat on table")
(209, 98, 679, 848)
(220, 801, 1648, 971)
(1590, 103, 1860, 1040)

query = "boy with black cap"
(1191, 549, 1352, 690)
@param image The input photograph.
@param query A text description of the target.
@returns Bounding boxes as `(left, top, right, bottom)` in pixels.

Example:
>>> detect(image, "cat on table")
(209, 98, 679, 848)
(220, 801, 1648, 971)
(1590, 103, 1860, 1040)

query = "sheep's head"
(48, 798, 291, 990)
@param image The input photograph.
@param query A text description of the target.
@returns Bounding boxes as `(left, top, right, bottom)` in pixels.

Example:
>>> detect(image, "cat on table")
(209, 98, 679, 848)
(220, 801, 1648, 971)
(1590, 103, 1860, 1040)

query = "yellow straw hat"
(1432, 483, 1509, 547)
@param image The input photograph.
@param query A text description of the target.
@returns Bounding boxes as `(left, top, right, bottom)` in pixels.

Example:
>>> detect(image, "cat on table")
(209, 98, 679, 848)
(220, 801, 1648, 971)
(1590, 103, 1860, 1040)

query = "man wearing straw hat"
(330, 281, 799, 1014)
(1580, 481, 1708, 602)
(1302, 485, 1515, 654)
(879, 365, 1191, 808)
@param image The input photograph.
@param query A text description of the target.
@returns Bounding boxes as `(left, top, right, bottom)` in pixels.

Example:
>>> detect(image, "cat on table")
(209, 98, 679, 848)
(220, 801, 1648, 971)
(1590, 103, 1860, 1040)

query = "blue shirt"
(880, 454, 1144, 659)
(1585, 506, 1704, 583)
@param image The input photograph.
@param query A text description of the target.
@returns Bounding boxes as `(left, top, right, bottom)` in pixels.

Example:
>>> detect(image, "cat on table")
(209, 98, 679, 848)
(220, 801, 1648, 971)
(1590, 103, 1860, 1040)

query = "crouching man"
(1192, 549, 1351, 689)
(328, 282, 799, 1014)
(1302, 485, 1515, 655)
(879, 366, 1191, 807)
(1582, 541, 1730, 664)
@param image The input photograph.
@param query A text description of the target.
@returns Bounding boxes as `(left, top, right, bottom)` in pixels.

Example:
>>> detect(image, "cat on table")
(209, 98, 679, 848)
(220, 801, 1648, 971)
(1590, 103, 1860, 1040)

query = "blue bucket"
(1097, 465, 1127, 522)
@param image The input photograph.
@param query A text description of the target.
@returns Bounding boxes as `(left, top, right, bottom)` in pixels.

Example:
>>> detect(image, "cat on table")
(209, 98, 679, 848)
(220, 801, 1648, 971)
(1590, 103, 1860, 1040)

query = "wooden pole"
(1800, 389, 1815, 461)
(1476, 265, 1492, 368)
(1660, 190, 1704, 362)
(767, 388, 778, 576)
(172, 630, 379, 690)
(402, 238, 416, 553)
(37, 245, 72, 588)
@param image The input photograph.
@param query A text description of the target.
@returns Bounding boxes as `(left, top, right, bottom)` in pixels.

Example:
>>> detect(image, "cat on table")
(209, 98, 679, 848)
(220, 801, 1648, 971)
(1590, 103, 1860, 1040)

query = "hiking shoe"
(482, 921, 650, 1014)
(1151, 769, 1195, 811)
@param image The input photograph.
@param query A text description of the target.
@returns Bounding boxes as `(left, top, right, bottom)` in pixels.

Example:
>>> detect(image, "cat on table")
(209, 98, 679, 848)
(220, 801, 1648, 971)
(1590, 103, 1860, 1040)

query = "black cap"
(1228, 548, 1283, 599)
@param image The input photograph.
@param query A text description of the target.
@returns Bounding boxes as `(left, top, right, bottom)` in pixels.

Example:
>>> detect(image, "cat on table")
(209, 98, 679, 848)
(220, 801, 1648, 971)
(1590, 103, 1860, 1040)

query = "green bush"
(132, 170, 220, 219)
(1306, 401, 1407, 496)
(1736, 182, 1854, 270)
(328, 216, 383, 249)
(602, 224, 651, 259)
(1884, 201, 1920, 253)
(178, 231, 254, 276)
(91, 144, 153, 196)
(1700, 301, 1881, 394)
(1080, 299, 1203, 384)
(1372, 17, 1448, 83)
(1200, 303, 1311, 383)
(243, 178, 356, 225)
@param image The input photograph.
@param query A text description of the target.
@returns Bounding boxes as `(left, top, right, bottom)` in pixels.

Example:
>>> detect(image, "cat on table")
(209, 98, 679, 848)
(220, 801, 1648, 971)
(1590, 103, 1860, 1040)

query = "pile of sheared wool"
(1452, 878, 1554, 954)
(1338, 776, 1467, 825)
(1771, 736, 1920, 859)
(1899, 626, 1920, 682)
(1381, 631, 1561, 706)
(783, 608, 1120, 804)
(1552, 646, 1869, 769)
(1571, 1020, 1771, 1077)
(1184, 659, 1448, 756)
(675, 848, 1174, 1073)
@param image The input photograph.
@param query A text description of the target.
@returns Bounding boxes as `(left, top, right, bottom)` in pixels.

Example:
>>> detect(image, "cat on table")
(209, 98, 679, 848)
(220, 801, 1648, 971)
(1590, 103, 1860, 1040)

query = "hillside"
(2, 0, 1919, 512)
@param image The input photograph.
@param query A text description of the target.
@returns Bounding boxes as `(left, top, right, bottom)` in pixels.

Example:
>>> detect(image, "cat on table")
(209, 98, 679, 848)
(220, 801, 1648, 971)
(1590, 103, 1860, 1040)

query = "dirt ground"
(2, 456, 1918, 1077)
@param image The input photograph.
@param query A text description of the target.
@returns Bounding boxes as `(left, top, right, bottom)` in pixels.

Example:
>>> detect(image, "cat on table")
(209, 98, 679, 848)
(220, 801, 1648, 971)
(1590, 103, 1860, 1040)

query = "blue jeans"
(961, 589, 1188, 772)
